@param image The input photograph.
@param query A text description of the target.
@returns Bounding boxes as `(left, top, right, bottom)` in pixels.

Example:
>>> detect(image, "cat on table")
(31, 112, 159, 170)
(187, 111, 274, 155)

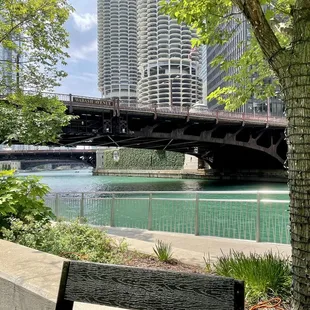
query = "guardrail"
(21, 91, 287, 127)
(0, 149, 96, 154)
(45, 190, 290, 244)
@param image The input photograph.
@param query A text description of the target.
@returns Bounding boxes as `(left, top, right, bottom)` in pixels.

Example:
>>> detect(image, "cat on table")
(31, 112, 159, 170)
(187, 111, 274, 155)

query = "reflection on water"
(18, 169, 288, 193)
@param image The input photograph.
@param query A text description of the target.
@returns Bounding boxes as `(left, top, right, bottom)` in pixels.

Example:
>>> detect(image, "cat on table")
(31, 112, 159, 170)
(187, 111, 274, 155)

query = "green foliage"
(103, 148, 185, 170)
(160, 0, 293, 110)
(214, 251, 291, 304)
(207, 38, 279, 110)
(2, 219, 128, 264)
(0, 170, 53, 232)
(0, 94, 74, 144)
(0, 0, 73, 92)
(203, 252, 212, 273)
(153, 240, 173, 263)
(0, 0, 75, 144)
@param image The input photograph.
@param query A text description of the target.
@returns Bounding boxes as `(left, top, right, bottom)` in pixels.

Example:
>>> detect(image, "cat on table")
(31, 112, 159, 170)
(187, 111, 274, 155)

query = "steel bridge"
(0, 149, 96, 169)
(9, 92, 288, 171)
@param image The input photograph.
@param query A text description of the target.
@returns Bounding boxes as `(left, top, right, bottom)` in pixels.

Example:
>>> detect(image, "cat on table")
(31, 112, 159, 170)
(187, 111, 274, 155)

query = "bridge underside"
(0, 153, 96, 168)
(20, 160, 92, 170)
(58, 107, 287, 170)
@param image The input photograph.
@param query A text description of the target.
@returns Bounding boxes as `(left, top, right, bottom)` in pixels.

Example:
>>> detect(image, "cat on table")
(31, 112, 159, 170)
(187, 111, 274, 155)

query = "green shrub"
(2, 219, 127, 264)
(153, 240, 173, 263)
(214, 251, 291, 304)
(0, 171, 54, 233)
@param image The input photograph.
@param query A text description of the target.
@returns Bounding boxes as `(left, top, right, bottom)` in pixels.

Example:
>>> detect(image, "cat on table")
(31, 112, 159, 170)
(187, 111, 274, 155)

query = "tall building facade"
(201, 15, 283, 116)
(201, 15, 249, 111)
(137, 0, 202, 108)
(200, 46, 208, 106)
(0, 46, 14, 94)
(97, 0, 138, 104)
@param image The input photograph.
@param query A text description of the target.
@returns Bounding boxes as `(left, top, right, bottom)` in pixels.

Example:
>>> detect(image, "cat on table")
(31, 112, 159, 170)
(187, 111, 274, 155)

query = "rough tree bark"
(232, 0, 310, 308)
(283, 1, 310, 308)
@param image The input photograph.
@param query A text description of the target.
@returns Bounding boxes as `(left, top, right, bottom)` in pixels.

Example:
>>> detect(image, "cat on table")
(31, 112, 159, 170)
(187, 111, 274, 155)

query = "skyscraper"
(97, 0, 202, 107)
(0, 46, 16, 94)
(201, 14, 283, 116)
(136, 0, 202, 108)
(200, 14, 249, 111)
(97, 0, 138, 104)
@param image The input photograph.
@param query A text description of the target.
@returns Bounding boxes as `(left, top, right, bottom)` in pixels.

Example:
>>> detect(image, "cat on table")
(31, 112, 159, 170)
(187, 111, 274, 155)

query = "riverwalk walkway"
(106, 227, 291, 267)
(0, 228, 291, 310)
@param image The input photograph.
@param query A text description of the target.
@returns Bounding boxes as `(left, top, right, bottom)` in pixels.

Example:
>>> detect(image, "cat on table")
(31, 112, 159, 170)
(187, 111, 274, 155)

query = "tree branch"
(232, 0, 286, 71)
(0, 0, 51, 44)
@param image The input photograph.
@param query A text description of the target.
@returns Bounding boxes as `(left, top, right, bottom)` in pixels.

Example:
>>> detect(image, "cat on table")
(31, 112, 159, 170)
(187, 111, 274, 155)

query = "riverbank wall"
(95, 148, 186, 170)
(94, 168, 286, 182)
(93, 168, 207, 179)
(94, 148, 205, 178)
(94, 148, 286, 182)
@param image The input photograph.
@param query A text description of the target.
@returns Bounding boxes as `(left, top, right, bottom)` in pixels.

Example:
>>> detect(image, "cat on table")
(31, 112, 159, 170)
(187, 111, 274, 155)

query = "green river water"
(19, 170, 290, 243)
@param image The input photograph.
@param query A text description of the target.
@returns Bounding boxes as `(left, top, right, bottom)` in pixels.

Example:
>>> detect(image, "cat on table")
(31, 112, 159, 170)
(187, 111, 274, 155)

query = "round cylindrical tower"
(137, 0, 202, 108)
(98, 0, 138, 105)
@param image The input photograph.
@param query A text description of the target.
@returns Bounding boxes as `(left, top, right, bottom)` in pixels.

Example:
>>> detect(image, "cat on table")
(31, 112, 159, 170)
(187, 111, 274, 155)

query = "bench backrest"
(55, 261, 244, 310)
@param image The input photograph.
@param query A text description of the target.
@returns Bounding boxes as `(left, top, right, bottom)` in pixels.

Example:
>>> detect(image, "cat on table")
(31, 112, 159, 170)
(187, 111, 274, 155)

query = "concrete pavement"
(106, 227, 291, 267)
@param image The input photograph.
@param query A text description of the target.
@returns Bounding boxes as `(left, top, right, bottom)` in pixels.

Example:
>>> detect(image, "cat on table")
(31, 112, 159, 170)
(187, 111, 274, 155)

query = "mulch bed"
(121, 250, 205, 274)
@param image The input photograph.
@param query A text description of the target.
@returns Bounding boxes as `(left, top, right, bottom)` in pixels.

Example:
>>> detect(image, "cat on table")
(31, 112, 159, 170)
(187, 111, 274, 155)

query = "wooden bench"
(55, 261, 244, 310)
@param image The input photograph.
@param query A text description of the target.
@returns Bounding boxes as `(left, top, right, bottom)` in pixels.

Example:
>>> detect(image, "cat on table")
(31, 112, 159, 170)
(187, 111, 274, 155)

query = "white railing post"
(110, 194, 115, 227)
(256, 192, 261, 242)
(195, 193, 199, 236)
(148, 193, 152, 230)
(55, 193, 59, 219)
(79, 193, 85, 223)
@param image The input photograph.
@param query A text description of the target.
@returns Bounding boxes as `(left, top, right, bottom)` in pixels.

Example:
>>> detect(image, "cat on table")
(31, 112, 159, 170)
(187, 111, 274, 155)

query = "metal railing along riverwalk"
(45, 191, 290, 244)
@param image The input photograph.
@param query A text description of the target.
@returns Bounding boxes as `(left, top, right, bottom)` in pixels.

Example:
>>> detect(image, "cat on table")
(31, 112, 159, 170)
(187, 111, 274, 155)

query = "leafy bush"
(0, 171, 54, 233)
(214, 251, 291, 304)
(153, 240, 173, 263)
(2, 219, 127, 264)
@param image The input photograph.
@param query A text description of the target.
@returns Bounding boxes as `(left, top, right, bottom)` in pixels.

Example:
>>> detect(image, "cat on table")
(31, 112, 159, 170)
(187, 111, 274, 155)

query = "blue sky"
(56, 0, 100, 97)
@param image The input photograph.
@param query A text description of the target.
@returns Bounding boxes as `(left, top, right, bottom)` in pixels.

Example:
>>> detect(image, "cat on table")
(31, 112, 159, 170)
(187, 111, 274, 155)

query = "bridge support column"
(94, 150, 104, 174)
(183, 154, 199, 170)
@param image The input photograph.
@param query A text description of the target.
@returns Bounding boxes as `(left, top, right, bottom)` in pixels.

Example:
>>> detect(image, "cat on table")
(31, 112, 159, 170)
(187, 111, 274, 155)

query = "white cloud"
(72, 12, 97, 32)
(69, 40, 97, 61)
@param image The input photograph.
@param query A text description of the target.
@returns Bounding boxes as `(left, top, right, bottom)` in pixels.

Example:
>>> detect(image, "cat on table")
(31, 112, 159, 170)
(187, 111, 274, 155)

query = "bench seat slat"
(56, 261, 244, 310)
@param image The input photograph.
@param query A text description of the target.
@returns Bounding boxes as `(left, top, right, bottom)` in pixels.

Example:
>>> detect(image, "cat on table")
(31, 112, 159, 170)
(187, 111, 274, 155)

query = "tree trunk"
(280, 1, 310, 308)
(223, 0, 310, 307)
(285, 75, 310, 310)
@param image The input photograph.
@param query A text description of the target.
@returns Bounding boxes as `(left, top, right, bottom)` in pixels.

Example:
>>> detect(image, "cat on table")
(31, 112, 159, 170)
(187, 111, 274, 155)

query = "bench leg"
(55, 262, 74, 310)
(55, 300, 74, 310)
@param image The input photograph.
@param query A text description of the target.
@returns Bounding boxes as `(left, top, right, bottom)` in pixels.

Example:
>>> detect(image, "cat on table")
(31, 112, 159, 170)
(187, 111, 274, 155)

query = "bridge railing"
(0, 144, 98, 153)
(45, 190, 290, 244)
(21, 91, 287, 126)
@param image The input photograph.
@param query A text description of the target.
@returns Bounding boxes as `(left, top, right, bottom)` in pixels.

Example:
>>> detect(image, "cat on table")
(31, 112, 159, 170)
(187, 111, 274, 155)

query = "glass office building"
(201, 14, 283, 116)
